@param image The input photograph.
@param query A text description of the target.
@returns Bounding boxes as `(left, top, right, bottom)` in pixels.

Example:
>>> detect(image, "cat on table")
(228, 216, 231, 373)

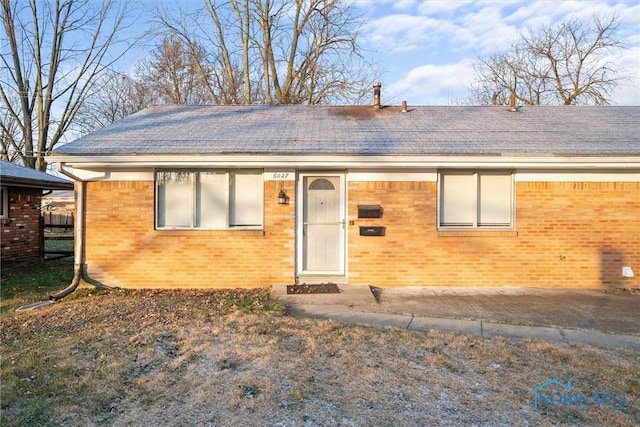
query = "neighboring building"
(0, 160, 74, 267)
(42, 190, 75, 233)
(47, 100, 639, 290)
(42, 190, 75, 211)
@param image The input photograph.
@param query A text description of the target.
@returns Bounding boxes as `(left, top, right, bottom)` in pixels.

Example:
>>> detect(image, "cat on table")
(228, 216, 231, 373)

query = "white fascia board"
(49, 154, 640, 170)
(515, 170, 640, 182)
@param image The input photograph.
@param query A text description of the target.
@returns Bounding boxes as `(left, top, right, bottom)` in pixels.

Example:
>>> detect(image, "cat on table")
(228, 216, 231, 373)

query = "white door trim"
(296, 172, 347, 277)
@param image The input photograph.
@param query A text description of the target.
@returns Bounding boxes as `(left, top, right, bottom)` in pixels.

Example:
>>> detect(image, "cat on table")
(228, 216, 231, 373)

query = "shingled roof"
(0, 160, 73, 190)
(52, 105, 640, 157)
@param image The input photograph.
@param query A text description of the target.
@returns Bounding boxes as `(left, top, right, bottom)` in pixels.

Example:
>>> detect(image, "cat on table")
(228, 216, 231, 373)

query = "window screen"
(440, 173, 475, 226)
(157, 170, 263, 229)
(157, 172, 193, 227)
(478, 174, 512, 226)
(439, 171, 513, 229)
(230, 173, 264, 226)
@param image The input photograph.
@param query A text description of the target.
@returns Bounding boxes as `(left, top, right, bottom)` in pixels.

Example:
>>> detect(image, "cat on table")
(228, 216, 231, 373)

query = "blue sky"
(126, 0, 640, 105)
(357, 0, 640, 105)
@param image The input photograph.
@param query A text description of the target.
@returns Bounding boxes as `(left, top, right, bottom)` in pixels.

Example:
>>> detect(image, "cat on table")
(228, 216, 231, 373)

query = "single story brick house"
(0, 159, 74, 266)
(47, 101, 639, 290)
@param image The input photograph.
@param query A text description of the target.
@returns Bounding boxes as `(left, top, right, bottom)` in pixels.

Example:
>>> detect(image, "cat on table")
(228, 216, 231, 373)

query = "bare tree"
(75, 71, 154, 133)
(471, 45, 550, 106)
(136, 36, 217, 105)
(156, 0, 376, 105)
(201, 0, 245, 104)
(0, 0, 138, 170)
(257, 0, 366, 104)
(77, 0, 377, 128)
(1, 91, 22, 162)
(76, 34, 242, 131)
(472, 14, 627, 106)
(155, 2, 246, 104)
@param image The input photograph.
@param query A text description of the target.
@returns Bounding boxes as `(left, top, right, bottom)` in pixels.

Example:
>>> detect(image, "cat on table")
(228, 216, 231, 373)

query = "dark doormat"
(287, 283, 341, 294)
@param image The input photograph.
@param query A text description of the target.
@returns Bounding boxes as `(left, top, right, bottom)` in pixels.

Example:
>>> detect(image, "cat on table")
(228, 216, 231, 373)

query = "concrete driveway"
(371, 287, 639, 335)
(270, 285, 640, 350)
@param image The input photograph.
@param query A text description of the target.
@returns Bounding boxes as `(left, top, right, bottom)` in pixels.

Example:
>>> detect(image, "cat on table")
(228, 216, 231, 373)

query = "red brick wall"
(82, 179, 639, 289)
(0, 187, 43, 266)
(83, 180, 295, 288)
(349, 181, 639, 289)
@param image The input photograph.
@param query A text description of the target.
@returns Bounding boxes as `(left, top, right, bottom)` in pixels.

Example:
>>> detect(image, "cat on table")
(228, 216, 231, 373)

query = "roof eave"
(1, 177, 75, 190)
(47, 153, 640, 170)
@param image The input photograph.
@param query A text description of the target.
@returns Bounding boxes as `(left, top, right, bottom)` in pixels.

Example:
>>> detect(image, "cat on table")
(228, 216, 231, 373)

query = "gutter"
(48, 163, 86, 301)
(49, 154, 640, 170)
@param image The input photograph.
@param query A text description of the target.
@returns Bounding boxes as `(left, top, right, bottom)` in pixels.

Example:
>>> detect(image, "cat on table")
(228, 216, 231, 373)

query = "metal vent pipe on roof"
(373, 82, 381, 109)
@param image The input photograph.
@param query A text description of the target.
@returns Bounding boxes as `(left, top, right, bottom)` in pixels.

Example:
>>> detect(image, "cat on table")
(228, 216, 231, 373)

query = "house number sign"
(264, 171, 295, 181)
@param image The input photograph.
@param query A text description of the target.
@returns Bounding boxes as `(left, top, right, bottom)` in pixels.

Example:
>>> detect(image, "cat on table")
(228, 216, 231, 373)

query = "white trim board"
(59, 166, 640, 183)
(50, 154, 640, 169)
(515, 171, 640, 182)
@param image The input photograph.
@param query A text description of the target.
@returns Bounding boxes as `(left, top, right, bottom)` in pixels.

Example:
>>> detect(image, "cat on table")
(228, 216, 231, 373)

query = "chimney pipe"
(401, 100, 408, 113)
(373, 82, 381, 109)
(510, 93, 517, 111)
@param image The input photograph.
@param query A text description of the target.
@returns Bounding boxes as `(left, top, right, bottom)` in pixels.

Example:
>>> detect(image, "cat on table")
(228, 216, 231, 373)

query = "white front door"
(298, 174, 346, 276)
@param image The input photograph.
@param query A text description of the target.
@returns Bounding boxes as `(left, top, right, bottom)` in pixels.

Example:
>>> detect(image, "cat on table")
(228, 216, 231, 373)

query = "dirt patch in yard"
(1, 286, 639, 426)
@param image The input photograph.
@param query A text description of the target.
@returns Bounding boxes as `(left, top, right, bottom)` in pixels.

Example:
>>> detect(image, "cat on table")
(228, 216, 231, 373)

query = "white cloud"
(367, 14, 455, 53)
(416, 0, 475, 16)
(363, 0, 640, 105)
(611, 45, 640, 105)
(505, 1, 592, 23)
(616, 1, 640, 25)
(385, 60, 476, 105)
(367, 2, 521, 55)
(452, 5, 520, 53)
(391, 0, 417, 12)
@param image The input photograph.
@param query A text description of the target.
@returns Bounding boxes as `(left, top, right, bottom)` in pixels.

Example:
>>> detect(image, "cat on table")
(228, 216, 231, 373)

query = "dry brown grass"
(1, 286, 639, 426)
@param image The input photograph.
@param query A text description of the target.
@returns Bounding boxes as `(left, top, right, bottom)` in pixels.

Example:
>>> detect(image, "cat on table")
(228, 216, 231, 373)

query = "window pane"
(308, 178, 335, 190)
(157, 172, 193, 227)
(440, 174, 475, 226)
(478, 174, 512, 226)
(198, 172, 227, 229)
(230, 173, 263, 226)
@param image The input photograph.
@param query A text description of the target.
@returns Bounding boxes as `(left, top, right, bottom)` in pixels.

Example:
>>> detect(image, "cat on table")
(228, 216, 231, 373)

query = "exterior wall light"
(278, 189, 290, 205)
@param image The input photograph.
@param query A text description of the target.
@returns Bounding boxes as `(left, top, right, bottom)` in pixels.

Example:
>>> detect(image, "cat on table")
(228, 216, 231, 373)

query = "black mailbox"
(359, 226, 386, 236)
(358, 205, 383, 218)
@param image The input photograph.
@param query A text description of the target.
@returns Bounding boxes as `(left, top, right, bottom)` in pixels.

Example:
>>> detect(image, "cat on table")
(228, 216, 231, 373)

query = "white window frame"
(0, 186, 7, 219)
(155, 170, 264, 230)
(438, 170, 514, 229)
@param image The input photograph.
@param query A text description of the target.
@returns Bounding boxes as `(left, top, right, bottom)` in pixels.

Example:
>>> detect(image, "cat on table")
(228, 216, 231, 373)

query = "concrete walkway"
(270, 285, 640, 351)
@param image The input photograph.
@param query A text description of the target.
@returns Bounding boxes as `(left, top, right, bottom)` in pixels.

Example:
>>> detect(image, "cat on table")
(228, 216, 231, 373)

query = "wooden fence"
(43, 211, 74, 259)
(44, 211, 73, 232)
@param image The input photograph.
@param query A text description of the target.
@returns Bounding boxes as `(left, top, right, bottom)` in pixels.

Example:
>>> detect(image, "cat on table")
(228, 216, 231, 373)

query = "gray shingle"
(53, 105, 640, 157)
(1, 160, 73, 189)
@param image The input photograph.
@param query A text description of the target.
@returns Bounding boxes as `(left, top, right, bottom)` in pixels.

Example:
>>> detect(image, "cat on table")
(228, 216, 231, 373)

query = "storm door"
(298, 174, 346, 276)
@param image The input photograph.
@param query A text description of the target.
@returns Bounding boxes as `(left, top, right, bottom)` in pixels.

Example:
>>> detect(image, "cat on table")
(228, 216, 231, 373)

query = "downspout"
(49, 163, 85, 301)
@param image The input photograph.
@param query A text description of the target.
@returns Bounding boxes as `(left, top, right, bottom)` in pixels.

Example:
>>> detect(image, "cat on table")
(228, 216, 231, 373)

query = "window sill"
(437, 230, 518, 237)
(155, 228, 265, 236)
